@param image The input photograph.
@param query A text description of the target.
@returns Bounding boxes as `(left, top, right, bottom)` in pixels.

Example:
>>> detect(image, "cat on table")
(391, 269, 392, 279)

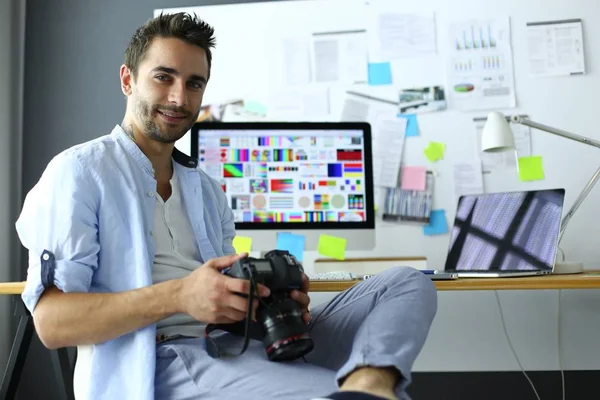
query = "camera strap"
(204, 274, 262, 359)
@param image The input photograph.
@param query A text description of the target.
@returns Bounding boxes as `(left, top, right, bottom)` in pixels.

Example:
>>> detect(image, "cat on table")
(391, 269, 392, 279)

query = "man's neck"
(121, 121, 173, 183)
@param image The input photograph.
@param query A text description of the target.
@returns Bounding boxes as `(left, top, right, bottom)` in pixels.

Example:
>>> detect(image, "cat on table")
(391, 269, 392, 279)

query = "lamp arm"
(512, 116, 600, 243)
(558, 165, 600, 244)
(513, 116, 600, 149)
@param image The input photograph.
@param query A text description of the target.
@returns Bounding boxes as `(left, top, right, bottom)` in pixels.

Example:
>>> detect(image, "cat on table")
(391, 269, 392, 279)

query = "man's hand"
(290, 273, 311, 324)
(178, 253, 271, 324)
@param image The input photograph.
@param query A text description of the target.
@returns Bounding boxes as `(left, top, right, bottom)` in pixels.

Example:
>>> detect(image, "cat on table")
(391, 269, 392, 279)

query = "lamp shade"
(481, 111, 515, 153)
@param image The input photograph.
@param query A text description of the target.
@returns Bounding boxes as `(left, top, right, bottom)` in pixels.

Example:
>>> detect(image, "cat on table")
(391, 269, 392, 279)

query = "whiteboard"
(157, 0, 600, 271)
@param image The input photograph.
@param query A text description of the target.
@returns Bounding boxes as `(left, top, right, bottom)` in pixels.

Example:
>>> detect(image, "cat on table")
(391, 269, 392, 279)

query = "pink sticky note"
(401, 166, 427, 191)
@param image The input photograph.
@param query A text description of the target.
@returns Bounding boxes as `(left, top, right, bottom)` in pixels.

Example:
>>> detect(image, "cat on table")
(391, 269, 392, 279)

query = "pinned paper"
(399, 114, 420, 137)
(423, 210, 448, 236)
(318, 234, 347, 260)
(368, 62, 393, 85)
(276, 232, 305, 262)
(424, 141, 445, 162)
(518, 156, 545, 181)
(232, 236, 252, 254)
(401, 166, 427, 191)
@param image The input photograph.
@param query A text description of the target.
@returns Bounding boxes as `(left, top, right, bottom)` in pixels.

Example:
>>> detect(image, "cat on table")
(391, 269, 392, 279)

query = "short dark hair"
(124, 12, 216, 79)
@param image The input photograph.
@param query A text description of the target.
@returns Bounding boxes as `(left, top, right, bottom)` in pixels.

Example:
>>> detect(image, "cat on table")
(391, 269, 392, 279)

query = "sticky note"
(399, 114, 419, 137)
(317, 234, 347, 260)
(232, 236, 252, 254)
(243, 100, 267, 115)
(276, 232, 305, 262)
(401, 166, 427, 191)
(423, 210, 448, 236)
(368, 62, 393, 85)
(518, 156, 544, 181)
(424, 141, 445, 162)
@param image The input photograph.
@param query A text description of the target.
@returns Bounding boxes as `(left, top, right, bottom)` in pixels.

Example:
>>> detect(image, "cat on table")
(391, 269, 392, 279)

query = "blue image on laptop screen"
(444, 189, 565, 272)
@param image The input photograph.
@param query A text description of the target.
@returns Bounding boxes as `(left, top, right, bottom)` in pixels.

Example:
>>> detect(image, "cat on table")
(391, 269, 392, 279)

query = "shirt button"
(148, 192, 154, 197)
(42, 253, 50, 261)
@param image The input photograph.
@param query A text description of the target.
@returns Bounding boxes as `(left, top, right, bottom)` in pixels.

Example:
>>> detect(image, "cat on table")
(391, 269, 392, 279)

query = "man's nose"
(168, 82, 188, 107)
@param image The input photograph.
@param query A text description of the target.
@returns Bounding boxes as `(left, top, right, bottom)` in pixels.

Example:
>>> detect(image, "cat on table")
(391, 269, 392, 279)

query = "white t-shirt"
(152, 170, 206, 338)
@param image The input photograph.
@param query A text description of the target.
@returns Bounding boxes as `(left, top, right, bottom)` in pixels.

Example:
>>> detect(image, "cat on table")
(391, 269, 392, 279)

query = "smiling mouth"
(157, 110, 187, 120)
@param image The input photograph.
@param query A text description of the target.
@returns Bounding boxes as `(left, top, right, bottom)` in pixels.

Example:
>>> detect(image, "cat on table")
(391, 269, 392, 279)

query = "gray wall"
(0, 0, 25, 385)
(18, 0, 264, 397)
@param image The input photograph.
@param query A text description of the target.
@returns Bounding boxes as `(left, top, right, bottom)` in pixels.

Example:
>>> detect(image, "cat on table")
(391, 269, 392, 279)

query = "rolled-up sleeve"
(16, 153, 99, 313)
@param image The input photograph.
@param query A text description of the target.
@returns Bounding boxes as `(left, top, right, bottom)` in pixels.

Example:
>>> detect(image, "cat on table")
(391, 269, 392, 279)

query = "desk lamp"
(481, 111, 600, 274)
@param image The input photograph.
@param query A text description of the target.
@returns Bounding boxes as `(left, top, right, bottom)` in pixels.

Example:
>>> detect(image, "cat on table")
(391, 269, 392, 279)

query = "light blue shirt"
(16, 125, 236, 399)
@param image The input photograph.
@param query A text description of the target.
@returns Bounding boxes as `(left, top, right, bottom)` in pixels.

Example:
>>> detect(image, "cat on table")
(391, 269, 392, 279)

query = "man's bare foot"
(339, 367, 399, 400)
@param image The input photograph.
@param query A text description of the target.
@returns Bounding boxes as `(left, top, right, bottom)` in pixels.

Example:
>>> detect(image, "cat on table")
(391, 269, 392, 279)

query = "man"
(16, 12, 437, 400)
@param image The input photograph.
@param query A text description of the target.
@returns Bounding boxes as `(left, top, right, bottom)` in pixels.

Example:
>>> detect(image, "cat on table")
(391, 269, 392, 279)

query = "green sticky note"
(232, 236, 252, 254)
(318, 234, 347, 260)
(243, 100, 267, 115)
(424, 141, 445, 162)
(518, 156, 544, 181)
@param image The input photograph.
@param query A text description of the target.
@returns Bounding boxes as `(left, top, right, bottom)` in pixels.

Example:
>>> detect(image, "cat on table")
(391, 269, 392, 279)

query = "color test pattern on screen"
(197, 130, 367, 223)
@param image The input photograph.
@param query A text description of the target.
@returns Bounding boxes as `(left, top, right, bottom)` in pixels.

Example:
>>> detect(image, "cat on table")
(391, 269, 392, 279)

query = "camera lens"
(258, 297, 314, 362)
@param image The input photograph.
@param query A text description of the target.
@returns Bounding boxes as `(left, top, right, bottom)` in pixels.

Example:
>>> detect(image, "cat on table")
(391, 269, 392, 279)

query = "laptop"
(444, 189, 565, 278)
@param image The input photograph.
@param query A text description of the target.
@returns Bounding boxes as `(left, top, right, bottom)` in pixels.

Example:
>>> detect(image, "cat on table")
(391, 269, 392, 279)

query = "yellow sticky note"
(317, 234, 347, 260)
(518, 156, 545, 181)
(424, 142, 445, 162)
(232, 236, 252, 254)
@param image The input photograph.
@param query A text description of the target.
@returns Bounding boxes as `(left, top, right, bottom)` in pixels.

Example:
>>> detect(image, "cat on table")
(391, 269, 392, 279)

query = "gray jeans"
(155, 267, 437, 400)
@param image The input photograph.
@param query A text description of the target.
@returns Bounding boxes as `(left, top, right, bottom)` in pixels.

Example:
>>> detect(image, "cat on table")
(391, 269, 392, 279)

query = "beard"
(132, 95, 199, 144)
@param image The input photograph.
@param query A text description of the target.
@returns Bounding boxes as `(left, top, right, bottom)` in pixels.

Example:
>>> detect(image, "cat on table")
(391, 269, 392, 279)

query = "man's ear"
(120, 64, 133, 96)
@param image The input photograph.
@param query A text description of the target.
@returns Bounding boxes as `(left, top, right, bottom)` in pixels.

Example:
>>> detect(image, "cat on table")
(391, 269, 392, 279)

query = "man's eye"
(156, 75, 169, 81)
(189, 82, 203, 90)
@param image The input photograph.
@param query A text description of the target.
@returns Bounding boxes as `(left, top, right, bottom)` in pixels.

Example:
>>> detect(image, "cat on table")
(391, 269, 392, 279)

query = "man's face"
(123, 37, 209, 143)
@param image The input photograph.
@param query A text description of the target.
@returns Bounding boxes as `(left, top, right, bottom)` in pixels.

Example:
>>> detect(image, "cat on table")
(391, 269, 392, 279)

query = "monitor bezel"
(190, 121, 375, 231)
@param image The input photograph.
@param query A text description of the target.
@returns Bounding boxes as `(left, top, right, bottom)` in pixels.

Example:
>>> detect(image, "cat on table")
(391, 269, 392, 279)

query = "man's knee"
(379, 267, 438, 317)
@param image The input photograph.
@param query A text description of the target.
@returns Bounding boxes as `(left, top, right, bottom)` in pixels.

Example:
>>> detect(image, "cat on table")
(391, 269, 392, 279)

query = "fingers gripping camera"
(205, 250, 314, 362)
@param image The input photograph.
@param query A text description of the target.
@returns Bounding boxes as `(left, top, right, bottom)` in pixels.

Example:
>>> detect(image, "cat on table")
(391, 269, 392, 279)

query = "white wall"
(164, 0, 600, 372)
(169, 0, 600, 270)
(0, 0, 25, 372)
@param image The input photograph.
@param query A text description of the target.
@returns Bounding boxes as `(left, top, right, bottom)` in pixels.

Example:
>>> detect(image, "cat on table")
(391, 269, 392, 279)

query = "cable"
(494, 291, 541, 400)
(557, 289, 565, 400)
(558, 247, 566, 262)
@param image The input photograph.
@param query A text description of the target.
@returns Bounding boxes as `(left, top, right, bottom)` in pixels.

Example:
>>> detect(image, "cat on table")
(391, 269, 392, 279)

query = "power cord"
(558, 247, 566, 262)
(494, 291, 541, 400)
(557, 289, 565, 400)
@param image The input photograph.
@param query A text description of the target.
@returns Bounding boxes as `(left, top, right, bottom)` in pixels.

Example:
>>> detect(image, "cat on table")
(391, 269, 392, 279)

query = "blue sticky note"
(399, 114, 419, 137)
(368, 62, 392, 85)
(423, 210, 448, 236)
(276, 232, 305, 262)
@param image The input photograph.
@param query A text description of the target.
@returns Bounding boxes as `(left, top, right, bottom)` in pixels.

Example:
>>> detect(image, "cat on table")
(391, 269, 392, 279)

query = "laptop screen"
(444, 189, 565, 272)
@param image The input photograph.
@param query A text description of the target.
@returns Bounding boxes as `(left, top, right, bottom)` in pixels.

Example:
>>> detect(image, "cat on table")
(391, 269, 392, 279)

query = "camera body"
(224, 250, 314, 361)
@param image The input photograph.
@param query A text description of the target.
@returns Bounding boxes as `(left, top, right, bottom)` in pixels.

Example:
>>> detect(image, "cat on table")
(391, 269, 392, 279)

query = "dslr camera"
(206, 250, 314, 362)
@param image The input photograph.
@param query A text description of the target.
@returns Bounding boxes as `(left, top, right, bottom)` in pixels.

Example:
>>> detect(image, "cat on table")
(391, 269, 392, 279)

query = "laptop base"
(453, 270, 551, 278)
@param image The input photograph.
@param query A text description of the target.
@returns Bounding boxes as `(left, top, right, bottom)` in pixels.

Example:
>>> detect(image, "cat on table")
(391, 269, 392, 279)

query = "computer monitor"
(191, 122, 375, 251)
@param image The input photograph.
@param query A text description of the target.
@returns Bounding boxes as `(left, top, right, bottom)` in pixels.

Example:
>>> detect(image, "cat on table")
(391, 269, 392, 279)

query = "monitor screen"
(191, 122, 375, 231)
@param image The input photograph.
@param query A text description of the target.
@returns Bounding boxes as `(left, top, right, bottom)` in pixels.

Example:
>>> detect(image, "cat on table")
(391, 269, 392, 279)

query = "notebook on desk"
(444, 189, 565, 278)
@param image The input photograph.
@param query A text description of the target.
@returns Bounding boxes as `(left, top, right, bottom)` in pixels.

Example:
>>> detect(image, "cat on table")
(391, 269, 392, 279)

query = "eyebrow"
(150, 66, 207, 84)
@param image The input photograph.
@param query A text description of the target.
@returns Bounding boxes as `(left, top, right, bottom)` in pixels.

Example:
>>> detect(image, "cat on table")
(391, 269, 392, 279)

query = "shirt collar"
(111, 125, 198, 176)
